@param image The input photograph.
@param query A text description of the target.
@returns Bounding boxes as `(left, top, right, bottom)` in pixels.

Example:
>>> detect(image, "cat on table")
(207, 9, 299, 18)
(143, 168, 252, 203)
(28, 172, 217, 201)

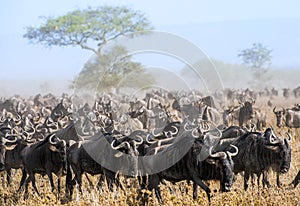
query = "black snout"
(223, 183, 231, 192)
(62, 168, 67, 176)
(280, 168, 288, 174)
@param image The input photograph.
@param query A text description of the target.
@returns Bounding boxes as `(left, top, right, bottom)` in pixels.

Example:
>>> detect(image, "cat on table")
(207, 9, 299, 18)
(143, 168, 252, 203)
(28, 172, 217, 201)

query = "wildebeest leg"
(70, 163, 83, 194)
(24, 176, 31, 199)
(103, 169, 123, 191)
(250, 174, 256, 189)
(193, 182, 198, 200)
(75, 172, 83, 193)
(46, 171, 55, 192)
(244, 172, 250, 191)
(256, 173, 260, 189)
(148, 175, 163, 204)
(262, 171, 271, 188)
(1, 173, 4, 187)
(6, 168, 11, 186)
(137, 175, 148, 203)
(97, 175, 105, 190)
(84, 173, 94, 190)
(178, 181, 188, 194)
(57, 177, 61, 194)
(18, 168, 27, 192)
(276, 173, 281, 187)
(292, 170, 300, 187)
(192, 174, 211, 202)
(30, 173, 40, 196)
(65, 164, 72, 199)
(154, 187, 163, 204)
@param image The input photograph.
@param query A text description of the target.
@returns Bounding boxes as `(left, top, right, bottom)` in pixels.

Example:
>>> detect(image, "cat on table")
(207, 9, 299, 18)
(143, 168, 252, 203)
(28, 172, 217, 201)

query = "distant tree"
(238, 43, 272, 70)
(74, 46, 155, 92)
(40, 81, 50, 93)
(238, 43, 273, 88)
(23, 6, 155, 91)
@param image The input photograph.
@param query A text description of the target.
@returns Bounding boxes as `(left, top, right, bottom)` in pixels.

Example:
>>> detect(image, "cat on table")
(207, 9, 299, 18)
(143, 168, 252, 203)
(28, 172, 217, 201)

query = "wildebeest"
(273, 107, 300, 128)
(55, 122, 84, 146)
(18, 134, 67, 198)
(253, 108, 267, 130)
(223, 100, 255, 127)
(237, 101, 255, 127)
(228, 128, 291, 190)
(0, 135, 18, 171)
(221, 125, 247, 139)
(66, 132, 142, 199)
(140, 130, 238, 204)
(3, 135, 35, 185)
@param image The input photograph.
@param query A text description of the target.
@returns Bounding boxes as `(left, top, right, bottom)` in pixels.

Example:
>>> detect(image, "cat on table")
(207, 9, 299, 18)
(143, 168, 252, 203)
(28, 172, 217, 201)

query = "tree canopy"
(23, 6, 155, 91)
(238, 43, 273, 88)
(238, 43, 272, 70)
(24, 6, 152, 55)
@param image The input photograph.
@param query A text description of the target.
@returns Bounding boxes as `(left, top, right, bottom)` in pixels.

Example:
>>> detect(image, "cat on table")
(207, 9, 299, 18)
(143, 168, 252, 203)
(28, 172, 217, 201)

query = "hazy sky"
(1, 0, 300, 81)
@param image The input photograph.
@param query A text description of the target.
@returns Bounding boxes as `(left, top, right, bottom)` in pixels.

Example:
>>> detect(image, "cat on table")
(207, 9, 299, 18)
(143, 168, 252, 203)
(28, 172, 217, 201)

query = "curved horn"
(0, 115, 5, 123)
(226, 144, 239, 157)
(268, 132, 281, 144)
(250, 123, 257, 132)
(134, 135, 144, 145)
(35, 124, 43, 133)
(49, 134, 58, 145)
(111, 140, 130, 150)
(170, 126, 179, 136)
(25, 135, 36, 143)
(27, 125, 36, 136)
(146, 134, 156, 144)
(22, 130, 30, 139)
(183, 121, 192, 131)
(192, 128, 200, 138)
(2, 135, 18, 144)
(201, 121, 210, 131)
(48, 122, 59, 133)
(273, 107, 277, 113)
(14, 114, 21, 121)
(286, 132, 292, 142)
(152, 128, 162, 137)
(209, 147, 227, 159)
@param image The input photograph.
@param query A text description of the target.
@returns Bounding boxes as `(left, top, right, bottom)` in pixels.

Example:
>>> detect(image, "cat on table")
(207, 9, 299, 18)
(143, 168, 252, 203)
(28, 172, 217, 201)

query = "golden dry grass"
(0, 96, 299, 206)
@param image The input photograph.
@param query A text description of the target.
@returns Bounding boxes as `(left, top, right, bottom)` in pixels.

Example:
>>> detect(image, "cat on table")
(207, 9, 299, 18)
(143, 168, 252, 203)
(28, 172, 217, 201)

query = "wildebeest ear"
(49, 145, 59, 152)
(264, 145, 280, 151)
(4, 144, 17, 151)
(206, 158, 217, 165)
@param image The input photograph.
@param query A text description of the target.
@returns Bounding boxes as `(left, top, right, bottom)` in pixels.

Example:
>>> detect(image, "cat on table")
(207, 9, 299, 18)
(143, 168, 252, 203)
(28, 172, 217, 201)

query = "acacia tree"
(238, 43, 273, 88)
(23, 6, 154, 91)
(75, 45, 155, 92)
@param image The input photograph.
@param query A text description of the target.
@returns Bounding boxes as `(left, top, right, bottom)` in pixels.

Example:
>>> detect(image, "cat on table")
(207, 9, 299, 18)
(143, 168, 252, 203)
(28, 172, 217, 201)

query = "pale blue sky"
(1, 0, 300, 80)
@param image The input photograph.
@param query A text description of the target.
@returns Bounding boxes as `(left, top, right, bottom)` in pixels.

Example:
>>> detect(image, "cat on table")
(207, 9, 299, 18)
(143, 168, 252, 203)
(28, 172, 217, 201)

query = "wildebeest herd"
(0, 88, 299, 205)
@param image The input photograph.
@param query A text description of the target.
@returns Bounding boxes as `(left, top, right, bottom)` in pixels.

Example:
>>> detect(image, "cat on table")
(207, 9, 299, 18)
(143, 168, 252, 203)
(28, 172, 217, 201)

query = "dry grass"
(0, 169, 299, 206)
(0, 96, 299, 205)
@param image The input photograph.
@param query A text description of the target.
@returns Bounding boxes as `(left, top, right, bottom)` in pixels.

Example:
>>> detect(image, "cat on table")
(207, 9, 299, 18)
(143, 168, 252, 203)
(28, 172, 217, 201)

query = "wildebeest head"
(48, 134, 67, 175)
(273, 107, 286, 127)
(242, 101, 254, 118)
(237, 100, 255, 126)
(206, 145, 238, 192)
(263, 128, 291, 174)
(0, 135, 18, 171)
(110, 136, 141, 176)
